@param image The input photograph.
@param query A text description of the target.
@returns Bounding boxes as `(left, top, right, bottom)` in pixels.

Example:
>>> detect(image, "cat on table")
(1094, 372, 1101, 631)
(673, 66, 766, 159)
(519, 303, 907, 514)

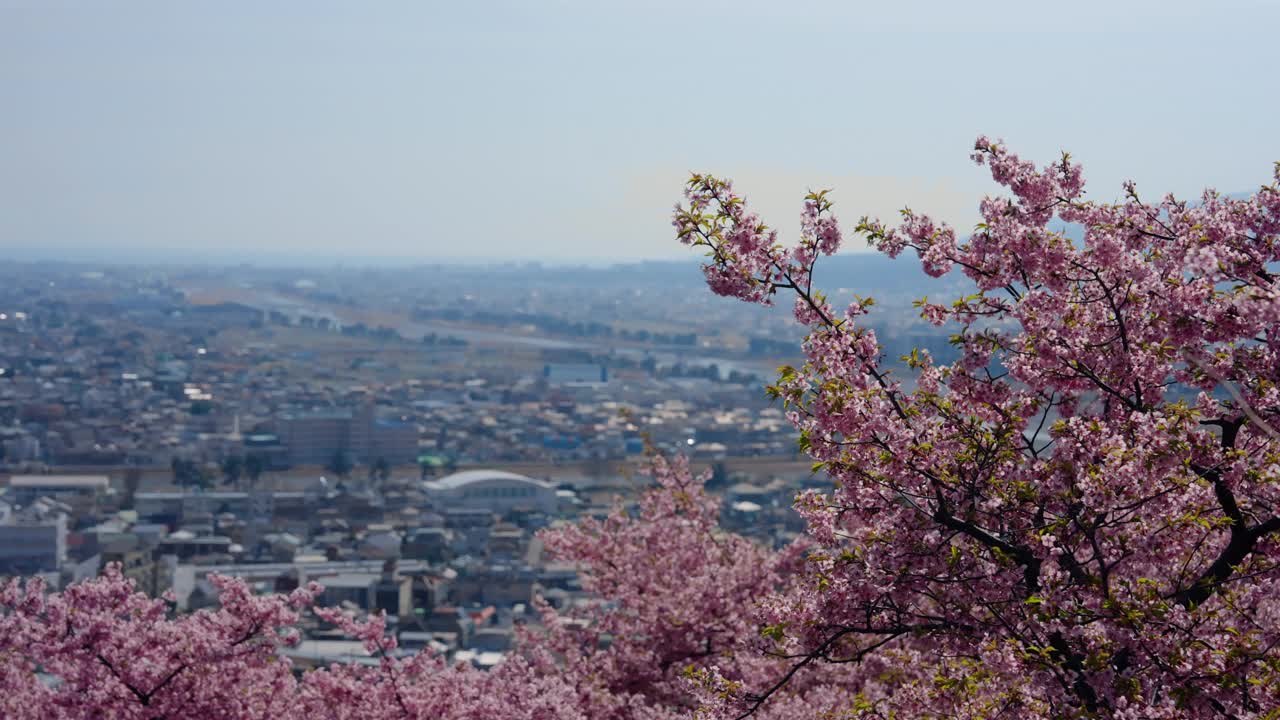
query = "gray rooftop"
(424, 469, 553, 491)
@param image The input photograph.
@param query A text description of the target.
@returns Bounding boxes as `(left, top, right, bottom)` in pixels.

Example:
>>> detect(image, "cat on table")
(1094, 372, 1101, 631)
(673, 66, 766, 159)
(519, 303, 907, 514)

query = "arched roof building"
(422, 470, 557, 514)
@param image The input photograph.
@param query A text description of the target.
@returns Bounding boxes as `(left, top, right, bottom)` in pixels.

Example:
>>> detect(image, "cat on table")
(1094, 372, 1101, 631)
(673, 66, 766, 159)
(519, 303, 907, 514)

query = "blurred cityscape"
(0, 256, 962, 668)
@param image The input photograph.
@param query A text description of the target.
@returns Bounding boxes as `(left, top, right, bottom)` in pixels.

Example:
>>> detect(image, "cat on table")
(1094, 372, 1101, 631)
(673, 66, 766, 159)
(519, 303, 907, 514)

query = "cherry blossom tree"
(0, 567, 318, 719)
(0, 457, 822, 720)
(535, 454, 860, 720)
(672, 138, 1280, 718)
(292, 606, 588, 720)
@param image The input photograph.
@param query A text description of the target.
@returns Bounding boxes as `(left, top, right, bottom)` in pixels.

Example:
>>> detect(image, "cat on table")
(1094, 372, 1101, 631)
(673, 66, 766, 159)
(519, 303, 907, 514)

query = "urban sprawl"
(0, 259, 953, 668)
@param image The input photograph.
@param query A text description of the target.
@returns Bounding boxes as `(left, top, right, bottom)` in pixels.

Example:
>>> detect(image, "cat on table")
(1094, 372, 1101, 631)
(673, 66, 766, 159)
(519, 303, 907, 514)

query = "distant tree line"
(410, 307, 697, 346)
(421, 332, 468, 347)
(170, 455, 265, 490)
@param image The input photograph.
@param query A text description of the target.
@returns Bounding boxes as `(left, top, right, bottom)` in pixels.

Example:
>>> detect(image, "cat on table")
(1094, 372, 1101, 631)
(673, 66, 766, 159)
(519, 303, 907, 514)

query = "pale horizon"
(3, 0, 1279, 264)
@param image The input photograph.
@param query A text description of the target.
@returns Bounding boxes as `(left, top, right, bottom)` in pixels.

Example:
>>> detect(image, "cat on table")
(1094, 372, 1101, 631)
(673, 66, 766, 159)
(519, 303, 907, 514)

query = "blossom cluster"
(0, 458, 843, 720)
(673, 138, 1280, 718)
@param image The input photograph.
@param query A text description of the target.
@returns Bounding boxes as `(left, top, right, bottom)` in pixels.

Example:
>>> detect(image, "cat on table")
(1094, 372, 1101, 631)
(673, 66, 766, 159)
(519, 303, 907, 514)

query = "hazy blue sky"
(2, 1, 1279, 264)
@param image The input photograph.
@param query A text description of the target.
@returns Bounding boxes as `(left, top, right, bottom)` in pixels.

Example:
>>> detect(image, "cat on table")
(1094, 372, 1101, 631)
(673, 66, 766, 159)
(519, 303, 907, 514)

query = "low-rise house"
(0, 497, 69, 575)
(6, 475, 109, 519)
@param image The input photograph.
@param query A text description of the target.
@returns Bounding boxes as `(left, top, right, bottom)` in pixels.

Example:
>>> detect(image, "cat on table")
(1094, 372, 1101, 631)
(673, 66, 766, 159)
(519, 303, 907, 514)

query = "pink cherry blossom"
(672, 137, 1280, 719)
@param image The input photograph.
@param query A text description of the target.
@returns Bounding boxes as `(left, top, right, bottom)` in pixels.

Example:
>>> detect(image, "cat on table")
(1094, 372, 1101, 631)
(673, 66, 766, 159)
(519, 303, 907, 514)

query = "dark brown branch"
(1048, 633, 1102, 713)
(931, 500, 1041, 594)
(736, 622, 950, 719)
(1174, 516, 1280, 609)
